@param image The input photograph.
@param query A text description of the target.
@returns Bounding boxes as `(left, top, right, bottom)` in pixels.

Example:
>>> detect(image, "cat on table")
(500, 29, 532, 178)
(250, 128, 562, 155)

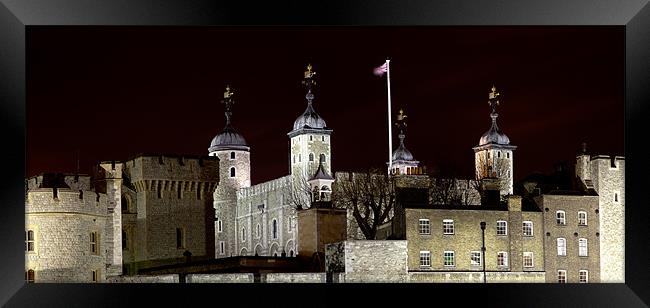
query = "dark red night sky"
(26, 27, 624, 185)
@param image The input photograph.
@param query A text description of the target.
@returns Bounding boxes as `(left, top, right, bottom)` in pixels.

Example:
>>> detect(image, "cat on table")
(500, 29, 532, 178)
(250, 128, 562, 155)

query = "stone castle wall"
(26, 188, 109, 282)
(325, 240, 408, 283)
(590, 156, 625, 283)
(122, 155, 219, 267)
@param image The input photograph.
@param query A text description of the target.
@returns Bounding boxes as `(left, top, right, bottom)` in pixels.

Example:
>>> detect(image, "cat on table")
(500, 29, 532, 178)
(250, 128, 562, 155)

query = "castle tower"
(387, 108, 421, 175)
(210, 85, 251, 258)
(288, 64, 333, 188)
(96, 161, 124, 277)
(575, 144, 625, 282)
(472, 86, 517, 196)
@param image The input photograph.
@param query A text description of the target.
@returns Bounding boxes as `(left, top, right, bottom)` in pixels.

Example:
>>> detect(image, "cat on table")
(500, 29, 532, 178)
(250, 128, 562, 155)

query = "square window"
(419, 219, 430, 235)
(420, 251, 431, 268)
(558, 270, 567, 283)
(556, 211, 566, 225)
(443, 220, 454, 235)
(496, 221, 507, 236)
(470, 251, 481, 266)
(523, 252, 534, 268)
(522, 221, 533, 236)
(443, 251, 455, 267)
(578, 211, 587, 226)
(497, 252, 508, 267)
(579, 270, 588, 283)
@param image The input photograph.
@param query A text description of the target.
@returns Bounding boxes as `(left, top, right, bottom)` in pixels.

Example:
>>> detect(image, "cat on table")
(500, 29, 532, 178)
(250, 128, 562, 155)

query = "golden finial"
(224, 85, 234, 99)
(304, 63, 316, 79)
(489, 85, 499, 101)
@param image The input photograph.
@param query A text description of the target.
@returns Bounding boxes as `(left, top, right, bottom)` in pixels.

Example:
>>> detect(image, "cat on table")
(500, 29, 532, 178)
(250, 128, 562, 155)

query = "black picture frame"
(1, 1, 648, 307)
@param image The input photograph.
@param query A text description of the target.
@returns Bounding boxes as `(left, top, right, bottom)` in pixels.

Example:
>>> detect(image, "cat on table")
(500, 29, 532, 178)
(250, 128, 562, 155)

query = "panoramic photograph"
(25, 26, 624, 283)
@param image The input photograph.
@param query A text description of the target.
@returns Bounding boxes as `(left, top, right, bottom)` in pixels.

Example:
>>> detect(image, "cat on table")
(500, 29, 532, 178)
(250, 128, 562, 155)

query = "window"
(498, 151, 501, 158)
(26, 269, 35, 283)
(176, 228, 184, 249)
(256, 224, 261, 238)
(578, 211, 587, 226)
(557, 238, 567, 256)
(470, 251, 481, 266)
(497, 252, 508, 267)
(196, 182, 201, 200)
(443, 219, 454, 235)
(556, 210, 566, 225)
(579, 238, 588, 257)
(26, 230, 35, 252)
(309, 135, 313, 141)
(558, 270, 567, 283)
(219, 241, 225, 255)
(309, 153, 314, 162)
(579, 270, 589, 283)
(522, 221, 533, 236)
(496, 221, 508, 236)
(523, 252, 534, 268)
(217, 220, 223, 233)
(272, 219, 278, 239)
(177, 183, 182, 199)
(122, 230, 128, 250)
(443, 251, 455, 267)
(614, 192, 619, 203)
(90, 232, 99, 255)
(419, 219, 431, 235)
(322, 136, 325, 141)
(92, 270, 99, 282)
(507, 152, 510, 158)
(241, 227, 246, 242)
(420, 251, 431, 267)
(230, 167, 236, 178)
(293, 155, 295, 163)
(299, 154, 301, 162)
(157, 181, 162, 198)
(230, 151, 235, 160)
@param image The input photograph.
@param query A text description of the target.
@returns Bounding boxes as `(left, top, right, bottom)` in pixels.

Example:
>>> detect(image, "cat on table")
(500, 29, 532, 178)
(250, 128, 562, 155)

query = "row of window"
(418, 219, 518, 236)
(419, 250, 534, 268)
(555, 211, 588, 226)
(292, 135, 327, 144)
(239, 219, 288, 242)
(486, 150, 511, 159)
(26, 230, 101, 255)
(558, 270, 589, 283)
(557, 238, 589, 257)
(24, 270, 101, 283)
(292, 153, 328, 164)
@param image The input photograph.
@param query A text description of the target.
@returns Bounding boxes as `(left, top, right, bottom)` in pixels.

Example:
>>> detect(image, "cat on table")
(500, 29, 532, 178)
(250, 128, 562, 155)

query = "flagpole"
(386, 59, 392, 174)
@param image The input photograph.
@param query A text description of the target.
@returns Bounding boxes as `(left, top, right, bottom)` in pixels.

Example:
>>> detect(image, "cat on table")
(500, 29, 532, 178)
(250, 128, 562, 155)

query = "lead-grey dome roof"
(293, 102, 327, 130)
(209, 124, 249, 152)
(479, 114, 510, 146)
(393, 135, 415, 161)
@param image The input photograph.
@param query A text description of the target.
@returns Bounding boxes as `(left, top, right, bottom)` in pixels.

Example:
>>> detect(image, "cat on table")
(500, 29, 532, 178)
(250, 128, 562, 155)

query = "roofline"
(287, 127, 333, 138)
(473, 144, 518, 151)
(125, 153, 220, 162)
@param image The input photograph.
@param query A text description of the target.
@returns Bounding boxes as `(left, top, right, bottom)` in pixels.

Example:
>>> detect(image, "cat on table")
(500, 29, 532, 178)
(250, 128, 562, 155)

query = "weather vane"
(221, 85, 235, 118)
(302, 63, 317, 90)
(395, 108, 408, 133)
(488, 85, 500, 114)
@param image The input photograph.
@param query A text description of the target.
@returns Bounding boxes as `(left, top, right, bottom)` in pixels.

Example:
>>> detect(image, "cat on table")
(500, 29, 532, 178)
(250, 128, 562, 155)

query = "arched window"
(578, 238, 588, 256)
(122, 230, 128, 250)
(498, 151, 501, 158)
(230, 152, 235, 160)
(556, 210, 566, 225)
(121, 196, 129, 213)
(272, 219, 278, 239)
(557, 238, 567, 256)
(309, 153, 314, 162)
(230, 167, 236, 178)
(241, 227, 246, 242)
(26, 269, 35, 283)
(290, 250, 294, 257)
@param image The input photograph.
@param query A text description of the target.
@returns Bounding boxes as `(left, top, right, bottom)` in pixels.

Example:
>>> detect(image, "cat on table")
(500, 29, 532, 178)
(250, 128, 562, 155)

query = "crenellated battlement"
(124, 154, 219, 184)
(26, 188, 109, 216)
(238, 175, 292, 198)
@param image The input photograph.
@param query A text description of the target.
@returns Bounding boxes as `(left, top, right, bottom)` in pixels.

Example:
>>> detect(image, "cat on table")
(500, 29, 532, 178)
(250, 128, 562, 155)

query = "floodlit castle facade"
(24, 65, 624, 284)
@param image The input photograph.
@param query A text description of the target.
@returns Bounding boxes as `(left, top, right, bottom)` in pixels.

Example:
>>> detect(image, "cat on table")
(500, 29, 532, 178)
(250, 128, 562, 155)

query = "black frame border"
(1, 1, 648, 307)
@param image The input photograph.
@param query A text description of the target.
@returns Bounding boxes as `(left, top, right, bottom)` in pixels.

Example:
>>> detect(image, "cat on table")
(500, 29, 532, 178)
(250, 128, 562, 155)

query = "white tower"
(210, 85, 251, 258)
(473, 86, 516, 196)
(288, 64, 333, 188)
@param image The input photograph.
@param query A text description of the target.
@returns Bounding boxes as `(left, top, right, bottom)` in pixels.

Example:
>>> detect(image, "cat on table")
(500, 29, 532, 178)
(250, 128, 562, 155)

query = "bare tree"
(332, 169, 395, 240)
(473, 152, 510, 197)
(287, 169, 312, 210)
